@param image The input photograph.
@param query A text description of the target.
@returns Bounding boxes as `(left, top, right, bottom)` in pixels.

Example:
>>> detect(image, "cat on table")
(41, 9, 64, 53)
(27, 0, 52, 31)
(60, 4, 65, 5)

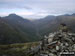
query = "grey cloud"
(0, 0, 75, 18)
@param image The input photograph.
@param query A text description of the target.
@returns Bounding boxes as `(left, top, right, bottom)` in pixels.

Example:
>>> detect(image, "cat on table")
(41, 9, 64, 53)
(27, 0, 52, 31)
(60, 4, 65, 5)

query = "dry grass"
(0, 42, 39, 56)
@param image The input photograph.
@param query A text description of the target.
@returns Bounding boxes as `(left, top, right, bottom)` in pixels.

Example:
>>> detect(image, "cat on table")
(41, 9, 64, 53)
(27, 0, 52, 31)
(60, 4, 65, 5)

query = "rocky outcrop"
(39, 31, 75, 56)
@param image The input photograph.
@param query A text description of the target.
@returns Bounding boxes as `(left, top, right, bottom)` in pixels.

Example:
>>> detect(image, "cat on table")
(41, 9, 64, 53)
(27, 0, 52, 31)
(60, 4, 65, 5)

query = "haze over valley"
(0, 13, 75, 44)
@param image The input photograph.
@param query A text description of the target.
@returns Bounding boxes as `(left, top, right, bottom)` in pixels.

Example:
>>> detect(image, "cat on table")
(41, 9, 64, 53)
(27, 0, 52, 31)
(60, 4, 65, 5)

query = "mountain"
(0, 13, 75, 44)
(33, 15, 57, 36)
(0, 14, 39, 44)
(56, 14, 75, 31)
(3, 14, 36, 35)
(0, 17, 29, 44)
(33, 14, 75, 36)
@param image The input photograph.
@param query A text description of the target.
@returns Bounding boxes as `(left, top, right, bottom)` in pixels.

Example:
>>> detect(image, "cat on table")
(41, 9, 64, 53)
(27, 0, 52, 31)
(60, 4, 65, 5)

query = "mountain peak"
(8, 14, 17, 17)
(72, 13, 75, 16)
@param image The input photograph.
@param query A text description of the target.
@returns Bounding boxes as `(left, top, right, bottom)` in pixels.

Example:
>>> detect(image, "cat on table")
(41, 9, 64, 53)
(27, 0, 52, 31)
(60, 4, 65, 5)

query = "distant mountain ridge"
(0, 14, 39, 44)
(33, 13, 75, 36)
(0, 13, 75, 44)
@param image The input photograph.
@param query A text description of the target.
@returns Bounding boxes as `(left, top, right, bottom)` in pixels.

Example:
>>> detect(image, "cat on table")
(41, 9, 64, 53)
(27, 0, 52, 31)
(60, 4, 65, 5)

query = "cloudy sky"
(0, 0, 75, 19)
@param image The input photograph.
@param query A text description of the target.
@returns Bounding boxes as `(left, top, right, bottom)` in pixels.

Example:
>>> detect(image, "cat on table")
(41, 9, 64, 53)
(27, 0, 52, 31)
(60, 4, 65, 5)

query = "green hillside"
(0, 18, 30, 44)
(33, 14, 75, 36)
